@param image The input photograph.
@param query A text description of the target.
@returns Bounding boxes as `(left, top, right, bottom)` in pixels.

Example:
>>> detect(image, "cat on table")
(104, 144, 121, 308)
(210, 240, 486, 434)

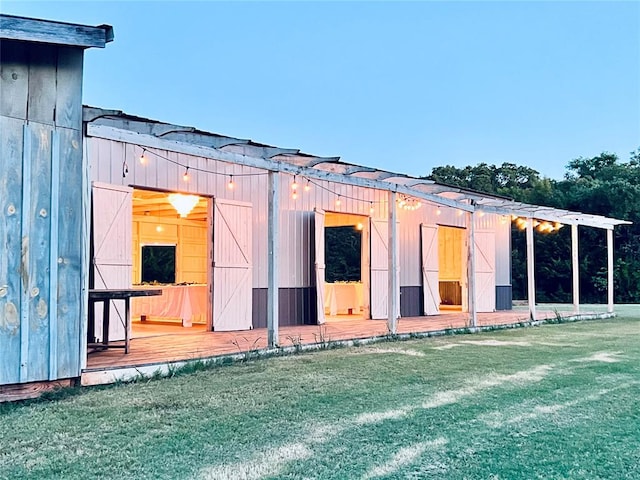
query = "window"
(325, 226, 362, 282)
(141, 245, 176, 284)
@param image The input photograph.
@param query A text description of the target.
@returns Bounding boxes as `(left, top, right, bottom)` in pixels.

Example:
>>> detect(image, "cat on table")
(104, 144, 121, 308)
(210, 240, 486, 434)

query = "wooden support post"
(388, 190, 398, 334)
(467, 211, 477, 328)
(571, 224, 579, 314)
(607, 228, 614, 314)
(267, 171, 279, 347)
(526, 218, 536, 320)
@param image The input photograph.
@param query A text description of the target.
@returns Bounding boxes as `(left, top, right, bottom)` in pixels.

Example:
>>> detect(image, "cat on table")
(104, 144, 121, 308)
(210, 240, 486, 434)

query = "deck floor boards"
(85, 309, 558, 371)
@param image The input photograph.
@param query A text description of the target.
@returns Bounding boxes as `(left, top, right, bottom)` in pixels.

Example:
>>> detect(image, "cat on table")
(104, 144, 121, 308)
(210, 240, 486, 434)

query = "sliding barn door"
(212, 199, 253, 331)
(91, 182, 132, 342)
(314, 209, 326, 325)
(370, 220, 388, 319)
(475, 230, 496, 312)
(421, 224, 440, 315)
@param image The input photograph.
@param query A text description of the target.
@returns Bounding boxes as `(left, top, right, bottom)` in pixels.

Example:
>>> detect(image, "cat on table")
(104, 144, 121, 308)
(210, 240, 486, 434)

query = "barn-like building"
(0, 15, 630, 400)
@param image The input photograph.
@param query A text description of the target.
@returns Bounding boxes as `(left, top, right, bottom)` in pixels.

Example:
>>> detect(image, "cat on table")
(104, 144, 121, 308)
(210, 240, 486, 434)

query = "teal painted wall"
(0, 40, 85, 384)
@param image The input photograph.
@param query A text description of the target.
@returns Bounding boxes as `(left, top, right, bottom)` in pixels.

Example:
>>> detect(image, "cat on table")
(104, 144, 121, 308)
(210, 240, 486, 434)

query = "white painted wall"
(88, 137, 512, 294)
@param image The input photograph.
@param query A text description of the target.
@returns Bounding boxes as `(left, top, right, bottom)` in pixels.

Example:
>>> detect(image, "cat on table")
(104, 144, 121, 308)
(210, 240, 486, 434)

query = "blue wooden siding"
(0, 40, 85, 385)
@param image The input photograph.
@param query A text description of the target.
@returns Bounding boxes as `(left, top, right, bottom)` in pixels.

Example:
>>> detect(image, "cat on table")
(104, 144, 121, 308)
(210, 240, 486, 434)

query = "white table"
(324, 282, 363, 316)
(131, 284, 208, 327)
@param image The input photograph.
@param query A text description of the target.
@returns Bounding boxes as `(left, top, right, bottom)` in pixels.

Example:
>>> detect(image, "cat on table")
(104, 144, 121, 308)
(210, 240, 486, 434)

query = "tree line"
(427, 150, 640, 303)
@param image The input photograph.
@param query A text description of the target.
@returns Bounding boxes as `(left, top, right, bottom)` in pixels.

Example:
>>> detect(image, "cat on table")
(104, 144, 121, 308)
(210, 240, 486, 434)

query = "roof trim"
(0, 14, 113, 48)
(83, 106, 632, 229)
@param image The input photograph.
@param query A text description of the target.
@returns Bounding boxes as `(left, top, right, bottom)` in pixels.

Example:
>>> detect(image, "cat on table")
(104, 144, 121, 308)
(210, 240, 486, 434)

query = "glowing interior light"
(168, 193, 200, 218)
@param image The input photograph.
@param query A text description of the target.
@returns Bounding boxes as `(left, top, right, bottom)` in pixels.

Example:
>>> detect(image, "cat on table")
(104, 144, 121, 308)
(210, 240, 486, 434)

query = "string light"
(512, 217, 563, 234)
(436, 207, 442, 216)
(132, 146, 439, 216)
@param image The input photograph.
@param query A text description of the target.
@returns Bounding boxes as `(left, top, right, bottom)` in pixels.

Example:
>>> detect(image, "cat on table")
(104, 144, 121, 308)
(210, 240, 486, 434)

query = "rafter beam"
(86, 123, 474, 211)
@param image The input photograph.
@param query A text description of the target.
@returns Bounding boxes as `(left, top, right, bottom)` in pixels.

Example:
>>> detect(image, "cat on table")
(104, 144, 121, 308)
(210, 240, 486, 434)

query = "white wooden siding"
(87, 138, 511, 303)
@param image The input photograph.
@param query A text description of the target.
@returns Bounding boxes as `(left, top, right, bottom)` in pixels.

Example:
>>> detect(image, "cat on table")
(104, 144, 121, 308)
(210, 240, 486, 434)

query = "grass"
(1, 307, 639, 479)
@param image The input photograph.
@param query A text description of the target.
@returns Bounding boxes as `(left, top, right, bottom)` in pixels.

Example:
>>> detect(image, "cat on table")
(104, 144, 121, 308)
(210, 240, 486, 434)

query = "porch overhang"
(84, 107, 631, 230)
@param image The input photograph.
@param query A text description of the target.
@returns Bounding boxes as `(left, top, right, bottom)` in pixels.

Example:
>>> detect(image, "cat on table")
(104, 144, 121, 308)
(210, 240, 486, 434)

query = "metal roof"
(83, 106, 631, 230)
(0, 14, 113, 48)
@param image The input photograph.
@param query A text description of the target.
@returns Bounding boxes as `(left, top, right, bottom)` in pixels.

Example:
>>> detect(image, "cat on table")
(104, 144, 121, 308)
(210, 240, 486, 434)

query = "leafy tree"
(426, 151, 639, 303)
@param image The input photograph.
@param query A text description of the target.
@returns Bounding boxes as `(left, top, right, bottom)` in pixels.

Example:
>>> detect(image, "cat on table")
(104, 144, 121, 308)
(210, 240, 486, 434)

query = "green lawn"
(2, 308, 639, 480)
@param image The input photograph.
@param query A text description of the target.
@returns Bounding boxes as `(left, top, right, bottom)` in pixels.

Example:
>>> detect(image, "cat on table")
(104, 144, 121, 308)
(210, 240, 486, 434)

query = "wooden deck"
(85, 308, 560, 372)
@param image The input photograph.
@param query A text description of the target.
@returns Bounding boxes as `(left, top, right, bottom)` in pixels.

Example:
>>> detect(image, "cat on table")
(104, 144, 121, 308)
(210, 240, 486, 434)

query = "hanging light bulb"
(436, 207, 442, 215)
(139, 149, 148, 165)
(182, 166, 190, 182)
(369, 202, 374, 214)
(292, 191, 298, 200)
(304, 179, 311, 192)
(336, 195, 341, 207)
(227, 175, 235, 190)
(291, 175, 298, 191)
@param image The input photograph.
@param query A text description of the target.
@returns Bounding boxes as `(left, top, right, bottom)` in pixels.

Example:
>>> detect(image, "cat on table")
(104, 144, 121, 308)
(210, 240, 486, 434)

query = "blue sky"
(3, 1, 639, 180)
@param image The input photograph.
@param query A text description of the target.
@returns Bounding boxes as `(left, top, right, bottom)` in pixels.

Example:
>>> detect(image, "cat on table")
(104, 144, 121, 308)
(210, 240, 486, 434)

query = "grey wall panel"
(496, 285, 512, 310)
(400, 286, 422, 317)
(252, 288, 267, 329)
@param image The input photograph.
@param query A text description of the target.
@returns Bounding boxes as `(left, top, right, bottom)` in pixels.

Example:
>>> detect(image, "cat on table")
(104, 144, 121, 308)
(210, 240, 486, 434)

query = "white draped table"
(131, 284, 208, 327)
(324, 282, 363, 316)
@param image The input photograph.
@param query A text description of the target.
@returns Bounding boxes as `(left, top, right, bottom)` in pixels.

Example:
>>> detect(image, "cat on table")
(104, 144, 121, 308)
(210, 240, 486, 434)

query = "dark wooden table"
(88, 288, 162, 354)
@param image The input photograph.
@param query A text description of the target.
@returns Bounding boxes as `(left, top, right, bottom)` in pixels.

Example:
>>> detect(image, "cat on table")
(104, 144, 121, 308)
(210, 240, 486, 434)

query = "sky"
(3, 1, 639, 180)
